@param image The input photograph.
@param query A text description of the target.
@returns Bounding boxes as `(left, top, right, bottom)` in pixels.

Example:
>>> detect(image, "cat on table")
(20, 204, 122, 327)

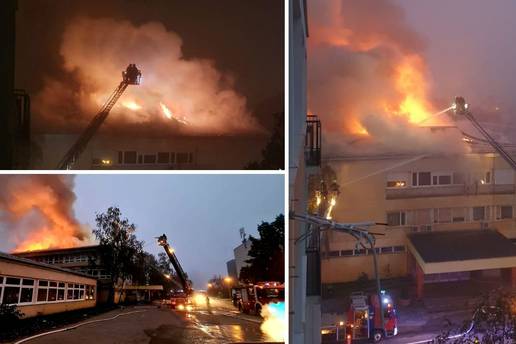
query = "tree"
(207, 275, 225, 298)
(93, 206, 144, 303)
(245, 112, 284, 170)
(435, 289, 516, 343)
(239, 214, 284, 283)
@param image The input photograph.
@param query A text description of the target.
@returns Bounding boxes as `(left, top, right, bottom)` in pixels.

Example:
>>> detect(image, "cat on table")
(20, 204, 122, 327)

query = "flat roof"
(0, 251, 96, 280)
(408, 230, 516, 263)
(407, 230, 516, 274)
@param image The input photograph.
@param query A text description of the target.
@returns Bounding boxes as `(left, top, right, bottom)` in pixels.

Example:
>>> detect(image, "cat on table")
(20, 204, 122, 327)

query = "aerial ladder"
(452, 96, 516, 171)
(57, 64, 142, 170)
(157, 234, 192, 295)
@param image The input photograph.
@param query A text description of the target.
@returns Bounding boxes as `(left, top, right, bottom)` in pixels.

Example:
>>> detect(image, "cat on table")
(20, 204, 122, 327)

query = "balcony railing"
(386, 183, 515, 199)
(305, 115, 321, 167)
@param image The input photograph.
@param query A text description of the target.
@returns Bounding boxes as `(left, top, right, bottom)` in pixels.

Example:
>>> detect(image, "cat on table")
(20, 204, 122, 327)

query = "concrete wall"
(322, 154, 516, 284)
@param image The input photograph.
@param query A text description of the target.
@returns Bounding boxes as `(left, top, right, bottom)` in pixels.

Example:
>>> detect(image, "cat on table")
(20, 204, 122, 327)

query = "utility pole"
(291, 212, 388, 339)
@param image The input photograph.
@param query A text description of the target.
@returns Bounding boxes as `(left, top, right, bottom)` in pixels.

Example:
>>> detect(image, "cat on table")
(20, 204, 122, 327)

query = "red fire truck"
(345, 291, 398, 342)
(235, 281, 284, 315)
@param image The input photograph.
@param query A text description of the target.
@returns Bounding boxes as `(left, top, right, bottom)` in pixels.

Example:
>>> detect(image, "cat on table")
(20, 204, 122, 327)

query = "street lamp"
(224, 277, 233, 299)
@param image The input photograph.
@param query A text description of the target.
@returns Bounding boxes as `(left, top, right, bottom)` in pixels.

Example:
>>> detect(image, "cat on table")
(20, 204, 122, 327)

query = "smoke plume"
(308, 0, 468, 155)
(0, 175, 90, 252)
(33, 17, 261, 136)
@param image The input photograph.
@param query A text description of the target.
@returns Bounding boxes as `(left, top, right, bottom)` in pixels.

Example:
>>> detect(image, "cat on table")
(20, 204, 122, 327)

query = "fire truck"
(345, 291, 398, 342)
(235, 281, 284, 316)
(157, 234, 193, 311)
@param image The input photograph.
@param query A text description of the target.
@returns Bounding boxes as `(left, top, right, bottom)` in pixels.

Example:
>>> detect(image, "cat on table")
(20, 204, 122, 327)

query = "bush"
(0, 303, 24, 331)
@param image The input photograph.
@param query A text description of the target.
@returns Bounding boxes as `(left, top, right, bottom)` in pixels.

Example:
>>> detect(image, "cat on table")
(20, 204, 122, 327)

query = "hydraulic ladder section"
(454, 96, 516, 170)
(57, 64, 141, 170)
(157, 234, 192, 295)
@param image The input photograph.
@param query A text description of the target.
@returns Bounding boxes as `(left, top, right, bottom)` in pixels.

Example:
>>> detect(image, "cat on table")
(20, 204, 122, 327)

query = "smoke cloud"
(0, 175, 90, 252)
(33, 17, 261, 136)
(308, 0, 468, 155)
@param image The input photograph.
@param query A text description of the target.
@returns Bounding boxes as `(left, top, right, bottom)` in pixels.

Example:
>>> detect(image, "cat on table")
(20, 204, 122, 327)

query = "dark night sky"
(14, 0, 284, 132)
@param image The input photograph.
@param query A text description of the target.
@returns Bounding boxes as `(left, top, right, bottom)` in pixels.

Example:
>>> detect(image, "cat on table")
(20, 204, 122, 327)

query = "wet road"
(20, 299, 281, 344)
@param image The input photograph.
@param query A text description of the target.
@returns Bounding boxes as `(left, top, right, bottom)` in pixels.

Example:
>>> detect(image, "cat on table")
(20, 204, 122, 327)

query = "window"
(123, 151, 137, 164)
(170, 153, 176, 164)
(143, 154, 156, 164)
(177, 153, 189, 164)
(412, 173, 417, 186)
(393, 246, 405, 253)
(118, 151, 123, 164)
(67, 283, 85, 300)
(157, 152, 169, 164)
(341, 250, 354, 257)
(20, 279, 34, 303)
(86, 285, 96, 300)
(434, 208, 452, 223)
(37, 280, 49, 302)
(412, 209, 432, 225)
(387, 211, 406, 226)
(438, 175, 452, 185)
(418, 172, 431, 186)
(500, 206, 513, 220)
(473, 207, 485, 221)
(452, 208, 466, 222)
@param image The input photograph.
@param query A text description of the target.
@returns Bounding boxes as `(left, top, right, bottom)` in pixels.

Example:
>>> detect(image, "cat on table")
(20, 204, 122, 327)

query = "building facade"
(322, 152, 516, 297)
(14, 245, 111, 281)
(0, 252, 97, 318)
(34, 134, 266, 170)
(233, 240, 251, 279)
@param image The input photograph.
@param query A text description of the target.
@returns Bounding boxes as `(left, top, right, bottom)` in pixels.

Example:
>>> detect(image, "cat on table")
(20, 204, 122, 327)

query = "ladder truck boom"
(57, 64, 141, 170)
(157, 234, 192, 295)
(453, 96, 516, 171)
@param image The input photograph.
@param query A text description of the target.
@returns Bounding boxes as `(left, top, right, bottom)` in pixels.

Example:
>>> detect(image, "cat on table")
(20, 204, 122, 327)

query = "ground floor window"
(0, 275, 95, 305)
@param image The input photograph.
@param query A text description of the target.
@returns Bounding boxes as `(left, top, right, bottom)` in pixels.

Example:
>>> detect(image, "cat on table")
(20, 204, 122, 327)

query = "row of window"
(323, 246, 406, 258)
(34, 254, 90, 264)
(77, 268, 111, 280)
(0, 276, 95, 305)
(387, 205, 513, 226)
(386, 170, 513, 188)
(114, 151, 194, 165)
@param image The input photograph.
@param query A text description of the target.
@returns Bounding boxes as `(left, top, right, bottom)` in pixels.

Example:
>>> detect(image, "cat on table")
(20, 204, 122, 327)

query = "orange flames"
(0, 175, 90, 252)
(308, 1, 448, 139)
(34, 17, 260, 135)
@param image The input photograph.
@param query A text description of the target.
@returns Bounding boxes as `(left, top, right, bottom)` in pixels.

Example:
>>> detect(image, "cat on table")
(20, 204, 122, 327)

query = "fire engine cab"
(236, 281, 284, 315)
(346, 291, 398, 342)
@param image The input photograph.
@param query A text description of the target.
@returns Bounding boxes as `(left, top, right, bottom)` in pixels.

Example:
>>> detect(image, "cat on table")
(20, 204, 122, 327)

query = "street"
(17, 298, 280, 344)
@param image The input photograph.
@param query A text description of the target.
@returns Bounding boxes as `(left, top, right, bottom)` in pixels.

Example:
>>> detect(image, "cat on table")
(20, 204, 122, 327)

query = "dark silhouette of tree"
(434, 288, 516, 343)
(239, 214, 284, 283)
(207, 275, 225, 298)
(246, 112, 284, 170)
(92, 206, 144, 303)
